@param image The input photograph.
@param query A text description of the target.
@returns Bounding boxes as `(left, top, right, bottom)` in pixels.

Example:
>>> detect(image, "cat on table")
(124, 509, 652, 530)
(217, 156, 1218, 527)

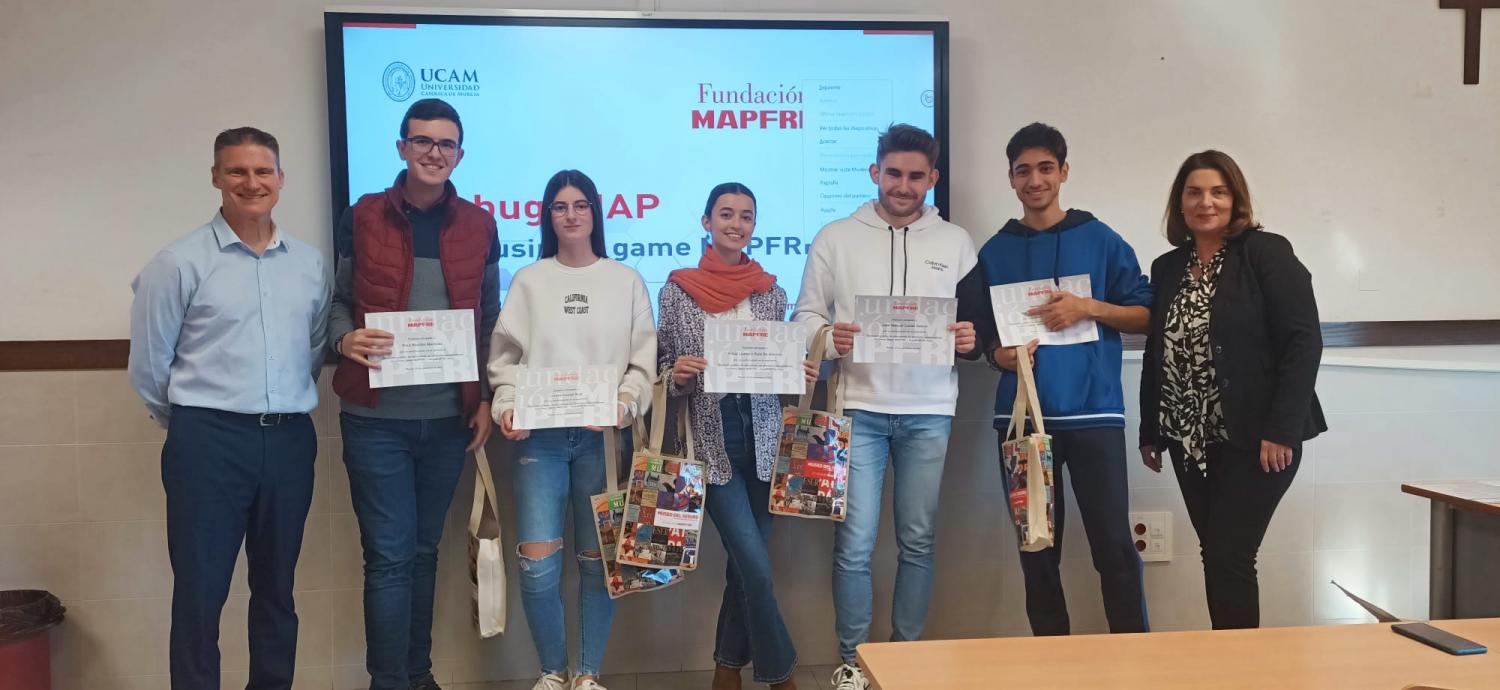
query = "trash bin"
(0, 590, 65, 690)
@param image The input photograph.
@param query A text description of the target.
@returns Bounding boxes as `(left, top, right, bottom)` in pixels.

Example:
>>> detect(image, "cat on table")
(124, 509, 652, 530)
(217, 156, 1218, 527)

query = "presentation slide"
(336, 18, 941, 308)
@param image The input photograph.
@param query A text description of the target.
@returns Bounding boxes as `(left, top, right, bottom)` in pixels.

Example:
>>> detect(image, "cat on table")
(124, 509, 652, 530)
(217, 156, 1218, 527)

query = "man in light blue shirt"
(128, 126, 330, 690)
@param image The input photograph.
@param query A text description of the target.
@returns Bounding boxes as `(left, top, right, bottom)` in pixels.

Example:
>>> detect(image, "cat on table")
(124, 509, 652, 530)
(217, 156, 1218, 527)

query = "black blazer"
(1140, 228, 1327, 451)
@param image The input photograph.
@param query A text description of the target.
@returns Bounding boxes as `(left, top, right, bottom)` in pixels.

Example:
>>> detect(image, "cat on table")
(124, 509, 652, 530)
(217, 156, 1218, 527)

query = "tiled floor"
(451, 665, 840, 689)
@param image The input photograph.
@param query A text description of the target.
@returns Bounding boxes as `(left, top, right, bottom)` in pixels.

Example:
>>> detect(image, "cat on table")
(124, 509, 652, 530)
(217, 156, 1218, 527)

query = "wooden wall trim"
(0, 340, 132, 371)
(2, 320, 1498, 371)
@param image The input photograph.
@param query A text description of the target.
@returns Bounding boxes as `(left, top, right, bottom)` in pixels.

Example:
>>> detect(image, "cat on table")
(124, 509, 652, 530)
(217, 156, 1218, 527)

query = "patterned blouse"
(1160, 246, 1229, 475)
(656, 281, 787, 486)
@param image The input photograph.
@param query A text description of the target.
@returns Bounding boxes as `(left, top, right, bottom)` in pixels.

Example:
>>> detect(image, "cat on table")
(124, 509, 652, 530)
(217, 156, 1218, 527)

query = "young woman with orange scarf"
(657, 183, 815, 690)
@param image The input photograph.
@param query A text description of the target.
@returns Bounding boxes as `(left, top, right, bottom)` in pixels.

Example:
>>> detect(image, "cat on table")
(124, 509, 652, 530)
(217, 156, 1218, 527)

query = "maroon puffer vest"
(332, 174, 495, 415)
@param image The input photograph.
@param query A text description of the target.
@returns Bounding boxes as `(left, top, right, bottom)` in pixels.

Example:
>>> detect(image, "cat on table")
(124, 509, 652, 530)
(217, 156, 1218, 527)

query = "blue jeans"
(162, 406, 315, 690)
(707, 394, 797, 684)
(340, 413, 470, 690)
(514, 427, 618, 677)
(832, 410, 952, 663)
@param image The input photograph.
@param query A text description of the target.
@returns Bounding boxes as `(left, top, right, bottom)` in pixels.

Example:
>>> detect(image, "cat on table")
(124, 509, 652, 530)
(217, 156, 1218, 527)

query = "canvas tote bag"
(616, 376, 709, 570)
(1000, 345, 1056, 552)
(769, 324, 852, 521)
(591, 417, 685, 598)
(468, 446, 505, 637)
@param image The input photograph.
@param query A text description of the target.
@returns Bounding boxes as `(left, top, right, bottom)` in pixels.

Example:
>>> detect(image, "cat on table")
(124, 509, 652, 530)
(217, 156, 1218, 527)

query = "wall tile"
(76, 519, 172, 600)
(295, 511, 333, 593)
(1258, 552, 1315, 628)
(76, 370, 167, 444)
(77, 442, 166, 521)
(0, 371, 76, 445)
(1139, 558, 1210, 631)
(51, 597, 172, 681)
(1314, 482, 1411, 553)
(1313, 412, 1411, 483)
(0, 444, 78, 524)
(0, 523, 84, 601)
(1404, 410, 1500, 480)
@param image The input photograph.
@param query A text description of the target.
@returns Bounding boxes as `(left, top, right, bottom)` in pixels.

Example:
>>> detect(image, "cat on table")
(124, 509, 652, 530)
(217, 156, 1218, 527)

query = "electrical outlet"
(1129, 511, 1172, 562)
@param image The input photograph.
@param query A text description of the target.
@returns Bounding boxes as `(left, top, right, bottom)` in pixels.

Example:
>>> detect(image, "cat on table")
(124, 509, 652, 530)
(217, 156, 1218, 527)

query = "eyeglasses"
(403, 136, 460, 158)
(550, 200, 593, 216)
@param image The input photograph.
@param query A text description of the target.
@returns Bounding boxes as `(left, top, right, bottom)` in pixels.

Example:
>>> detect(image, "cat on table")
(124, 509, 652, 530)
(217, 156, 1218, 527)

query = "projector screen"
(325, 12, 949, 308)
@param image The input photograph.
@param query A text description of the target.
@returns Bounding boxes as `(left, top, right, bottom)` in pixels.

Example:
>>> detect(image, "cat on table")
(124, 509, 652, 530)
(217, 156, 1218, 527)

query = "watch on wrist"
(983, 345, 1002, 371)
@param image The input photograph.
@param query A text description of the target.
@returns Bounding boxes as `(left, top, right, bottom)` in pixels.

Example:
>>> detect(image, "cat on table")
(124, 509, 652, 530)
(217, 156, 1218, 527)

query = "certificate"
(989, 274, 1100, 347)
(513, 365, 620, 430)
(364, 309, 478, 389)
(851, 295, 957, 365)
(703, 321, 808, 395)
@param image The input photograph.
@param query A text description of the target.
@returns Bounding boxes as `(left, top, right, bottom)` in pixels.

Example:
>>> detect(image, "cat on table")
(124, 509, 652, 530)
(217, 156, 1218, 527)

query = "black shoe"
(410, 675, 442, 690)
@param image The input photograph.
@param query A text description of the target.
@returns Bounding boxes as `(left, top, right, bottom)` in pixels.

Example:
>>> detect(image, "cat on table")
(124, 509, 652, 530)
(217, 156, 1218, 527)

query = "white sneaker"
(571, 677, 608, 690)
(531, 673, 568, 690)
(831, 663, 868, 690)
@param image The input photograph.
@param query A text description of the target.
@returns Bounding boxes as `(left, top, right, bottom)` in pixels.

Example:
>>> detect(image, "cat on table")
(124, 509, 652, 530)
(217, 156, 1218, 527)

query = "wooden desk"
(1403, 482, 1500, 619)
(857, 619, 1500, 689)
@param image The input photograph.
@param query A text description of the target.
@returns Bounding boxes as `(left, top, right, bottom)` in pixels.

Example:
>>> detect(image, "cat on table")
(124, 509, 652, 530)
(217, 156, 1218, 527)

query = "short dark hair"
(400, 98, 464, 145)
(1005, 122, 1067, 169)
(1163, 150, 1260, 247)
(876, 124, 940, 168)
(213, 127, 279, 166)
(702, 182, 757, 219)
(539, 169, 607, 260)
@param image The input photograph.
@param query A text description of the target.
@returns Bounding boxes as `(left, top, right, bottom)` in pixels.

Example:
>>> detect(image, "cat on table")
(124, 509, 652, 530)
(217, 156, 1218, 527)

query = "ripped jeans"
(513, 427, 619, 678)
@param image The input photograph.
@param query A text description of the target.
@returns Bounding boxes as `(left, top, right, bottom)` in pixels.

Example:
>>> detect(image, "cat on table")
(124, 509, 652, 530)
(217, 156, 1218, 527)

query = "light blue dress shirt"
(129, 212, 332, 427)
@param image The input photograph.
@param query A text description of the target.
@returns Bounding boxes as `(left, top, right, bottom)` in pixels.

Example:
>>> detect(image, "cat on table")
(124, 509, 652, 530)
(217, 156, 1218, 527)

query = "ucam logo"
(382, 62, 482, 100)
(382, 62, 416, 102)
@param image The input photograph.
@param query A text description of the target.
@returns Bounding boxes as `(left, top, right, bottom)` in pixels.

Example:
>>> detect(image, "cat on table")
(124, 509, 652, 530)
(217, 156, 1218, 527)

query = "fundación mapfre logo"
(382, 61, 481, 101)
(382, 62, 416, 102)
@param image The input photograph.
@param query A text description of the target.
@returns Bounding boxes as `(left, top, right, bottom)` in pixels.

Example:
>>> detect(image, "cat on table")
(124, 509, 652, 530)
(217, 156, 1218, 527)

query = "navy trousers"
(1000, 426, 1149, 636)
(162, 406, 316, 690)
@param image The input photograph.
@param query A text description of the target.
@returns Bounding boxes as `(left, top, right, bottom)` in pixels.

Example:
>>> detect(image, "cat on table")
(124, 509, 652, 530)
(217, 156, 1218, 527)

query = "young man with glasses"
(329, 98, 501, 690)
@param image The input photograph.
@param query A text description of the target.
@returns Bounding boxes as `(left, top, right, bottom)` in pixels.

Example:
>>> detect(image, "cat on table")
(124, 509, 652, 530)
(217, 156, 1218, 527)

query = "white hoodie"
(793, 201, 977, 415)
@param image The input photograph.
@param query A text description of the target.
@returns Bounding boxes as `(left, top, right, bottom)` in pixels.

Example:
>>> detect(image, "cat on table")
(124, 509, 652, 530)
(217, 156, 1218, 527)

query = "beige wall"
(5, 358, 1497, 688)
(3, 0, 1500, 340)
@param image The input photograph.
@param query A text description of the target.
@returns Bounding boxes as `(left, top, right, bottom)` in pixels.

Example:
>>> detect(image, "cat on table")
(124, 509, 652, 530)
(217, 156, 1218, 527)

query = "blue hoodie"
(957, 209, 1152, 432)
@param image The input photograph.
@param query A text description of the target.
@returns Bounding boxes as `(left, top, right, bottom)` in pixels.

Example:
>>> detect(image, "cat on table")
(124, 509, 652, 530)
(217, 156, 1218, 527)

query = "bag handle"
(603, 426, 619, 491)
(602, 411, 653, 492)
(642, 372, 696, 463)
(1003, 368, 1029, 442)
(469, 446, 501, 536)
(1003, 346, 1047, 440)
(1017, 345, 1046, 436)
(647, 373, 671, 453)
(798, 324, 844, 415)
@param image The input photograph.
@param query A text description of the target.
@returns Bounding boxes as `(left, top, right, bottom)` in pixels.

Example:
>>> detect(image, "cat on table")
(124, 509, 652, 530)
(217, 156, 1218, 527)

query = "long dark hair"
(1163, 150, 1259, 247)
(539, 169, 607, 259)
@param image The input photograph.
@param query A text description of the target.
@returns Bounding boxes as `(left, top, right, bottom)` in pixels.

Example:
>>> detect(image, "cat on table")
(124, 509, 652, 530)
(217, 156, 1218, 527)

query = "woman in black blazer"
(1139, 150, 1326, 630)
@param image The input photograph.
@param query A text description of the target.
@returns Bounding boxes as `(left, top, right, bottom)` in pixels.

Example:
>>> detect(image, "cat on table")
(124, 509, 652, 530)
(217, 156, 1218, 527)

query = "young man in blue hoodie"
(957, 122, 1152, 636)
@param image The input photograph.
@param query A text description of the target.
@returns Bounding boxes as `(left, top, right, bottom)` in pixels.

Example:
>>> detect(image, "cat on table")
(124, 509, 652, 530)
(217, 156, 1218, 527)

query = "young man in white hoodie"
(793, 124, 977, 690)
